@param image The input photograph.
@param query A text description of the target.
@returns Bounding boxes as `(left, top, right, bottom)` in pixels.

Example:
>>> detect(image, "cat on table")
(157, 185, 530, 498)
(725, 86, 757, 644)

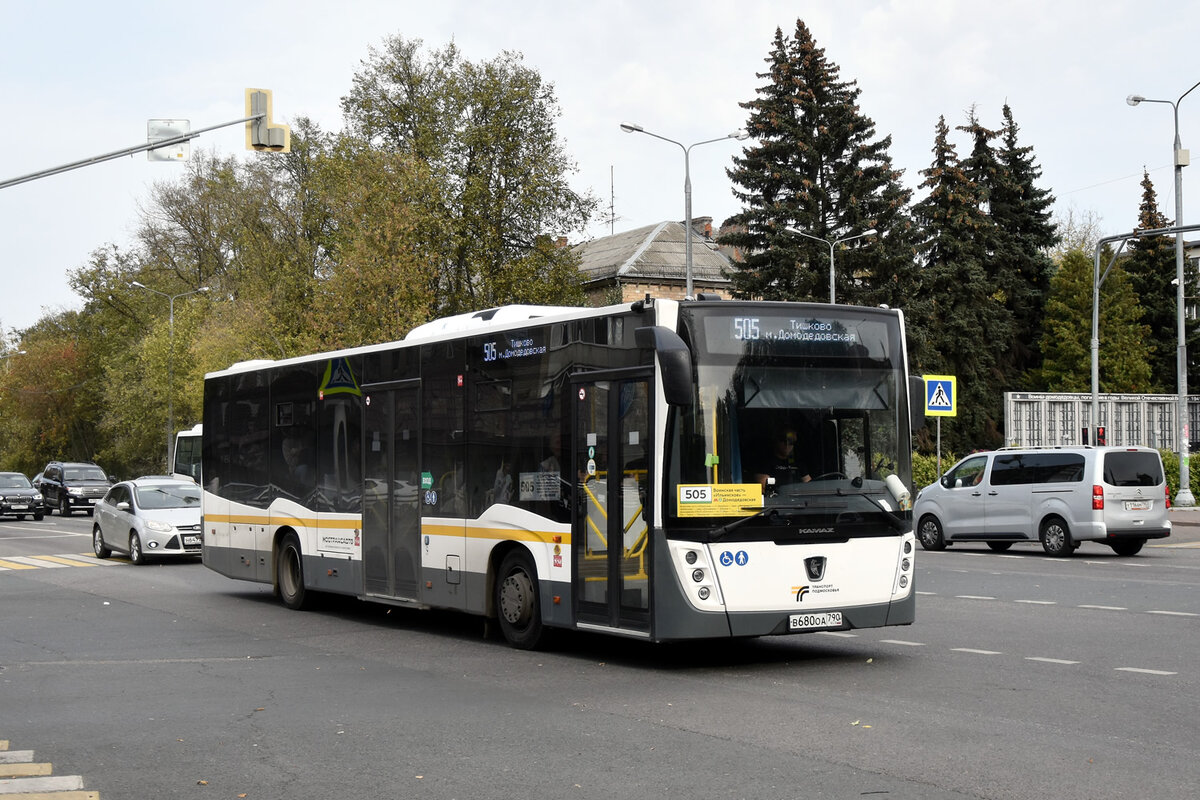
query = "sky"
(2, 0, 1199, 335)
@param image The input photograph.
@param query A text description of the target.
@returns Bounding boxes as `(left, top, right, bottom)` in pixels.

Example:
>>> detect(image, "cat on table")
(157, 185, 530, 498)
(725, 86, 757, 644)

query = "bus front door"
(573, 372, 651, 636)
(362, 383, 421, 601)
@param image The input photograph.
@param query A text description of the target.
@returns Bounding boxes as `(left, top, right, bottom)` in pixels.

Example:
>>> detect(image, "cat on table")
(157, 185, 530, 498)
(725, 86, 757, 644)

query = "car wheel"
(1110, 539, 1145, 556)
(917, 515, 947, 551)
(59, 497, 72, 516)
(987, 541, 1014, 552)
(494, 549, 545, 650)
(129, 533, 146, 565)
(33, 512, 44, 521)
(1039, 516, 1073, 557)
(16, 514, 25, 521)
(93, 526, 111, 559)
(276, 533, 311, 610)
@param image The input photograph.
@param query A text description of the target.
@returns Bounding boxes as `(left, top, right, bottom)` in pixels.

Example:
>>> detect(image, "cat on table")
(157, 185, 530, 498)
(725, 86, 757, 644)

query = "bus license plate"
(1125, 500, 1151, 511)
(789, 611, 843, 631)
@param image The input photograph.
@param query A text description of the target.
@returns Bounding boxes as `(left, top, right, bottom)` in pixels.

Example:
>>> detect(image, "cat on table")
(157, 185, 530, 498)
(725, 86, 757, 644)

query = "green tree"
(340, 37, 594, 314)
(720, 19, 917, 307)
(1039, 248, 1152, 392)
(990, 103, 1058, 384)
(1123, 171, 1176, 390)
(910, 116, 1011, 453)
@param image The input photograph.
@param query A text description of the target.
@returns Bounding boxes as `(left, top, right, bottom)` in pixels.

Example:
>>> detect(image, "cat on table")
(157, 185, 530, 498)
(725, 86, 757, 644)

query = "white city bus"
(201, 298, 920, 648)
(172, 423, 203, 483)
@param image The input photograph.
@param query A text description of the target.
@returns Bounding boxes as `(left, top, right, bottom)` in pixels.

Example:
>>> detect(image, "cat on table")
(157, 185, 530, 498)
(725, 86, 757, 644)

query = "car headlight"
(68, 487, 84, 496)
(145, 519, 174, 533)
(34, 493, 43, 501)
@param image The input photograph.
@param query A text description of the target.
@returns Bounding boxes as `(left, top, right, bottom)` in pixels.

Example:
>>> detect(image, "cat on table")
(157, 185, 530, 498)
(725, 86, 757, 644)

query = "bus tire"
(495, 549, 545, 650)
(277, 533, 311, 610)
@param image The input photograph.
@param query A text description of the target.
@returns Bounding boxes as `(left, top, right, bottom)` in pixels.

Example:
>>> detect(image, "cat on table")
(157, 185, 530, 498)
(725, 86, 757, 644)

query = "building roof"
(572, 221, 734, 285)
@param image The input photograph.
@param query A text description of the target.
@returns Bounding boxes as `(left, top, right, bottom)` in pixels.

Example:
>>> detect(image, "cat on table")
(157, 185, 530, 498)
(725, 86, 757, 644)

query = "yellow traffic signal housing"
(245, 89, 291, 152)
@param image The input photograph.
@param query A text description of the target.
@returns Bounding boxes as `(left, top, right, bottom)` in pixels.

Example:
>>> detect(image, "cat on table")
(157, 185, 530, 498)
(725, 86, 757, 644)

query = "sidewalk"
(1168, 507, 1200, 542)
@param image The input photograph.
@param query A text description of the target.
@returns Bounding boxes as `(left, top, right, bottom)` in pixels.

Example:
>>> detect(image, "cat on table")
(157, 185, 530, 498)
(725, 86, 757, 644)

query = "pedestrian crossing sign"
(924, 375, 956, 417)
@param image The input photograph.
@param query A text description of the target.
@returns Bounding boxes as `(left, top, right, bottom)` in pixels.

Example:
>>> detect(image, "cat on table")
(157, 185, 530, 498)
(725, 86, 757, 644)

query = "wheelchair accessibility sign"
(924, 375, 957, 417)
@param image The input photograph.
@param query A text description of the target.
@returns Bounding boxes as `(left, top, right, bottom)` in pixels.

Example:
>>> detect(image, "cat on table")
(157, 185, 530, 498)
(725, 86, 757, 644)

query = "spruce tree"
(1123, 171, 1176, 390)
(721, 20, 916, 308)
(992, 104, 1058, 383)
(911, 116, 1011, 452)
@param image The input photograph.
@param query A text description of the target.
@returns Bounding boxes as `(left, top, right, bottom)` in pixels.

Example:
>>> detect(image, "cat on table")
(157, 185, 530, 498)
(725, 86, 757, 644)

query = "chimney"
(691, 216, 713, 239)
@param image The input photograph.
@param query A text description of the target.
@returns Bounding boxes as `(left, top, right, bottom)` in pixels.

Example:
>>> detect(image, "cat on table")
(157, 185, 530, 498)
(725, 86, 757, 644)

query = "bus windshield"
(667, 304, 913, 531)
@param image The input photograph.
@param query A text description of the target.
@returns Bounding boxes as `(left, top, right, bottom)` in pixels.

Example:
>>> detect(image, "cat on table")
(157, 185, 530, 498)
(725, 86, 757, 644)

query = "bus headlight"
(698, 587, 711, 600)
(685, 550, 698, 565)
(692, 569, 705, 582)
(899, 575, 909, 588)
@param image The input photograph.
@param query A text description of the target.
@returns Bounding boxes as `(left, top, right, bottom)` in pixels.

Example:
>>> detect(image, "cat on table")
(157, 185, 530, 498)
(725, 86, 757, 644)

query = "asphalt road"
(1, 511, 1197, 799)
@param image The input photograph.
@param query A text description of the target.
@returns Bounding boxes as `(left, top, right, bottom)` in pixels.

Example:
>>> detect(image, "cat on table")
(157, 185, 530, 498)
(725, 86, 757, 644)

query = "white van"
(913, 446, 1171, 556)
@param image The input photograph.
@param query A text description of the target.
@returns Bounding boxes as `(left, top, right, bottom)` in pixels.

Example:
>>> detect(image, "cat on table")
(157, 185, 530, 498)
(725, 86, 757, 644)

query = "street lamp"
(620, 122, 750, 297)
(131, 282, 211, 471)
(785, 227, 878, 304)
(1128, 79, 1200, 506)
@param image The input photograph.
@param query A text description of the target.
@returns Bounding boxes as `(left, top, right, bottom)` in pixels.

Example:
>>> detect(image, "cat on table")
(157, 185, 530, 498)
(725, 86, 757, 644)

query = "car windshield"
(0, 474, 32, 489)
(136, 485, 201, 509)
(64, 467, 108, 481)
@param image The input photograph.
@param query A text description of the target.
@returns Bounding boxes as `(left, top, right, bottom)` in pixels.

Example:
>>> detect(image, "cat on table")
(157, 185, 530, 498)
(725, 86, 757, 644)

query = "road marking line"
(1026, 657, 1080, 665)
(0, 774, 85, 792)
(956, 595, 996, 601)
(0, 761, 52, 778)
(816, 631, 858, 638)
(1014, 600, 1056, 605)
(0, 559, 38, 570)
(1, 556, 69, 569)
(1146, 610, 1199, 617)
(880, 639, 924, 646)
(1079, 604, 1127, 611)
(0, 751, 33, 764)
(1116, 667, 1177, 676)
(29, 555, 100, 567)
(951, 648, 1003, 655)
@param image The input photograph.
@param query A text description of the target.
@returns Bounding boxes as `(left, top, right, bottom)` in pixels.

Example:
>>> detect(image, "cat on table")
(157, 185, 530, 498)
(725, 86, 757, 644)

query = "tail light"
(1092, 484, 1104, 510)
(1165, 484, 1172, 510)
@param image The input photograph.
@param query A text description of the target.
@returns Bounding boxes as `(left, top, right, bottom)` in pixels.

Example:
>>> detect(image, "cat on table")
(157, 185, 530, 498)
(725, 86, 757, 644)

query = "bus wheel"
(277, 534, 310, 610)
(495, 550, 545, 650)
(1110, 539, 1145, 556)
(1040, 517, 1072, 557)
(917, 515, 946, 551)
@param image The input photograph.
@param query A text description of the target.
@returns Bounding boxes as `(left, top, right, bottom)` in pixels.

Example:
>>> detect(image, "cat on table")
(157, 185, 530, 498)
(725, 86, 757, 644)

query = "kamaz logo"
(805, 556, 827, 582)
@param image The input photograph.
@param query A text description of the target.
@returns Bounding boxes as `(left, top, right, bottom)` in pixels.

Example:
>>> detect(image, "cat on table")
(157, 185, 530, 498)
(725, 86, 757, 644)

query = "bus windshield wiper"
(713, 504, 809, 540)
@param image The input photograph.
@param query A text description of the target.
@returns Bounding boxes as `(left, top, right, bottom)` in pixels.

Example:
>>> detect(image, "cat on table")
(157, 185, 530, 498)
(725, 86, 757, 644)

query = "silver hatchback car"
(93, 477, 203, 564)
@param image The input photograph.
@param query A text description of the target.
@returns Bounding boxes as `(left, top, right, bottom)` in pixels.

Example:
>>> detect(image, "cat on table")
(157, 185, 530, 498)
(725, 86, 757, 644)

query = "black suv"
(0, 472, 45, 520)
(35, 461, 113, 516)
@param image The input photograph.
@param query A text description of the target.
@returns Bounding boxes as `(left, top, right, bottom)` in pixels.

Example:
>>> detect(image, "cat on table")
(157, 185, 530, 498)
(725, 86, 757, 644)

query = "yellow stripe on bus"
(205, 514, 572, 546)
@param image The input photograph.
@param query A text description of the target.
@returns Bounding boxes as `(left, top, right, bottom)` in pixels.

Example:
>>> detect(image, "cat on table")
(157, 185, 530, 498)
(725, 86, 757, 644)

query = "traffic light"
(245, 89, 291, 152)
(1096, 426, 1106, 446)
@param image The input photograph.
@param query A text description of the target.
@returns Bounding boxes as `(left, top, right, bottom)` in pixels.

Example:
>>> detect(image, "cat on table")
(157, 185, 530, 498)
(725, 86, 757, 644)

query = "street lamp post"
(785, 227, 878, 304)
(620, 122, 749, 298)
(131, 282, 211, 471)
(1128, 79, 1200, 506)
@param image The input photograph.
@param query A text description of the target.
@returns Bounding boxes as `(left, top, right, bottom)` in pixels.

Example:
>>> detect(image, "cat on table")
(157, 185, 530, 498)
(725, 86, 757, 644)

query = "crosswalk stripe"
(24, 555, 100, 567)
(0, 559, 38, 570)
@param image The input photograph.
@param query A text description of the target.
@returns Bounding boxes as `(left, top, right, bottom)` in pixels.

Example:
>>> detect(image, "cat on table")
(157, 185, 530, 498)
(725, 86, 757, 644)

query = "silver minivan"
(913, 446, 1172, 556)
